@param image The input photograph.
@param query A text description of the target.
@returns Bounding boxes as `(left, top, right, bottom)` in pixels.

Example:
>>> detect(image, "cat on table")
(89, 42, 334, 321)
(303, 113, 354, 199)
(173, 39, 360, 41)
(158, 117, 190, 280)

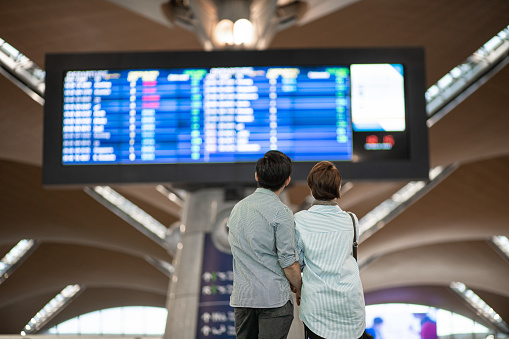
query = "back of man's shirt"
(228, 188, 298, 308)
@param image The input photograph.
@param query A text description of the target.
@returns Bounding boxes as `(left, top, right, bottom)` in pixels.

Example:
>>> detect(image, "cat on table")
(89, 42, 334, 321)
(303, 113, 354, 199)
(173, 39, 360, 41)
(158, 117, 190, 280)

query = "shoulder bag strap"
(347, 212, 358, 261)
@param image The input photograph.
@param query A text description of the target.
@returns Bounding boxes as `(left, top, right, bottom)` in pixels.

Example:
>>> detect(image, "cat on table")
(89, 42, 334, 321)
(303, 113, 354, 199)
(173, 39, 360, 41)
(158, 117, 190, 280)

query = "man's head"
(255, 151, 292, 192)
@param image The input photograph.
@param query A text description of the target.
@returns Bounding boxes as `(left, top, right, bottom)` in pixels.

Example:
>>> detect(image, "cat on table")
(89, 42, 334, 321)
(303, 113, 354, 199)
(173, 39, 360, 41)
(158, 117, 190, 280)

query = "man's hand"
(290, 284, 301, 305)
(284, 261, 302, 306)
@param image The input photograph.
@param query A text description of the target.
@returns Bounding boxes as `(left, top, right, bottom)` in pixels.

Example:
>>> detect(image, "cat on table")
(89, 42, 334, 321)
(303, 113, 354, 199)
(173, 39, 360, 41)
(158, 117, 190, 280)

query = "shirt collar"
(309, 204, 343, 211)
(255, 187, 280, 199)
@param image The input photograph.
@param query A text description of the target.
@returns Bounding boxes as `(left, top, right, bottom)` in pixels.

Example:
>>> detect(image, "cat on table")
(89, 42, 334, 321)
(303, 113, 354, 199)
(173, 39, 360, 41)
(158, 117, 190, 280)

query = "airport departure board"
(60, 64, 406, 166)
(43, 48, 428, 186)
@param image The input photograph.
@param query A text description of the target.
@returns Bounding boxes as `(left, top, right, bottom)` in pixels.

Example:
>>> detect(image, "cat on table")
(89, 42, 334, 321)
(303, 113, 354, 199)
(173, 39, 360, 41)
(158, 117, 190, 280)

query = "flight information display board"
(61, 66, 355, 165)
(43, 48, 428, 186)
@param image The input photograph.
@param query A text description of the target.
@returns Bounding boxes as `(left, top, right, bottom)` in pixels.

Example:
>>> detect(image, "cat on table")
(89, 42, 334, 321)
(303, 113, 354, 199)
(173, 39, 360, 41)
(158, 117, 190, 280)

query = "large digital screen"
(43, 48, 428, 187)
(366, 305, 438, 339)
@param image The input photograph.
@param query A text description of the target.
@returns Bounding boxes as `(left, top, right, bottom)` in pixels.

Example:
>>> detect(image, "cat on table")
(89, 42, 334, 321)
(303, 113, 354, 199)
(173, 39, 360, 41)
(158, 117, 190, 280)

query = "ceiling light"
(92, 186, 167, 240)
(216, 19, 234, 45)
(0, 239, 38, 285)
(233, 19, 254, 45)
(426, 24, 509, 123)
(145, 255, 175, 278)
(156, 185, 185, 207)
(450, 282, 509, 332)
(492, 235, 509, 259)
(359, 165, 457, 239)
(22, 284, 83, 334)
(0, 37, 45, 102)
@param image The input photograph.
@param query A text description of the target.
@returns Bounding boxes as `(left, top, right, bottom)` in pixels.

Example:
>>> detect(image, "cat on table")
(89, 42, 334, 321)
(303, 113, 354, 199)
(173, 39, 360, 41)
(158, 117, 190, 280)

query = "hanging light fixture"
(214, 0, 254, 48)
(233, 18, 254, 45)
(215, 19, 235, 45)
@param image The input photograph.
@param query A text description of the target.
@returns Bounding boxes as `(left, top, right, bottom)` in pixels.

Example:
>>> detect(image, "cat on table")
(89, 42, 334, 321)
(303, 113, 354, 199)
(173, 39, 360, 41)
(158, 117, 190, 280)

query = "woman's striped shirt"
(295, 204, 365, 339)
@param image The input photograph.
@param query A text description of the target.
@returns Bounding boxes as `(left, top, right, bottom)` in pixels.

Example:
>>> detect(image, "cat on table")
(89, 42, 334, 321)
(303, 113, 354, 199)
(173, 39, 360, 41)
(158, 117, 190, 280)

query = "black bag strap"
(347, 212, 358, 261)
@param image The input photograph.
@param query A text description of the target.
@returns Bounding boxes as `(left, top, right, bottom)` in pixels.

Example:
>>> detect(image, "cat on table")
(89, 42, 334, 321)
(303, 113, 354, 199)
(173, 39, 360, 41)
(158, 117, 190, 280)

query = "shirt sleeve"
(295, 223, 305, 270)
(273, 206, 298, 269)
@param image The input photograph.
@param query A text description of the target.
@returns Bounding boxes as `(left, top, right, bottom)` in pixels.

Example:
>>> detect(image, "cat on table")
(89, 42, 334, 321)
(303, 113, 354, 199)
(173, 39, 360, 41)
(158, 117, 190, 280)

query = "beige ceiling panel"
(361, 240, 509, 298)
(0, 243, 169, 310)
(0, 161, 172, 261)
(359, 156, 509, 260)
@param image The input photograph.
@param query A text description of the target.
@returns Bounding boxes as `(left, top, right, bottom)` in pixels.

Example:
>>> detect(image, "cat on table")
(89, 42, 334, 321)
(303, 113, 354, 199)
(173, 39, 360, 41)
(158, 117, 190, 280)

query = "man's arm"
(283, 261, 302, 305)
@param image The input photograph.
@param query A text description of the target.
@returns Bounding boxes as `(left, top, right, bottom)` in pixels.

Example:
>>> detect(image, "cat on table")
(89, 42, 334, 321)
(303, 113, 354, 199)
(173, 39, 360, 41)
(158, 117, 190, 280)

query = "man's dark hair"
(307, 161, 342, 200)
(256, 151, 292, 191)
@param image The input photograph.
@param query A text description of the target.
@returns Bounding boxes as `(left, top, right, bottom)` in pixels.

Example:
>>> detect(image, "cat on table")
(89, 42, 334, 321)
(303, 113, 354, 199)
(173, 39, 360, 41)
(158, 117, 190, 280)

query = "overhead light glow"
(450, 282, 509, 332)
(93, 186, 167, 240)
(429, 166, 444, 180)
(22, 284, 82, 334)
(156, 185, 185, 207)
(233, 19, 254, 45)
(425, 24, 509, 122)
(359, 178, 426, 235)
(0, 239, 37, 285)
(359, 165, 455, 238)
(492, 235, 509, 259)
(145, 255, 175, 278)
(0, 40, 20, 59)
(0, 37, 45, 103)
(216, 19, 234, 45)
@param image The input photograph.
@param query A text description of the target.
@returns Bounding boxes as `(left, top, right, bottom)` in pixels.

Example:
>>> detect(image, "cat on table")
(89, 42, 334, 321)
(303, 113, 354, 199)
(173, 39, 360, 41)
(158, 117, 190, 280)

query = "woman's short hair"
(307, 161, 341, 200)
(256, 150, 292, 191)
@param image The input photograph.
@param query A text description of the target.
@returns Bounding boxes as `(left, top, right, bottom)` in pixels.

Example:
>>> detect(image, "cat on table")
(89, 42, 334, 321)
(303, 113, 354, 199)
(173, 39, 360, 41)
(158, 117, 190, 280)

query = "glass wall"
(365, 303, 498, 339)
(46, 303, 506, 338)
(45, 306, 167, 335)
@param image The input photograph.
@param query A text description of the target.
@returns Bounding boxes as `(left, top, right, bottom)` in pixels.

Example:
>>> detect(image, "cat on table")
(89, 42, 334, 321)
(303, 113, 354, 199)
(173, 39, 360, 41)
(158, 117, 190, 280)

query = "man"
(228, 150, 302, 339)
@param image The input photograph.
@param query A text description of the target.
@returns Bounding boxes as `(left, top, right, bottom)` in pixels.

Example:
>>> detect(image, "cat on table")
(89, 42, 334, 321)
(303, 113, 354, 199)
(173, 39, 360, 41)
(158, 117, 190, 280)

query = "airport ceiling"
(0, 0, 508, 334)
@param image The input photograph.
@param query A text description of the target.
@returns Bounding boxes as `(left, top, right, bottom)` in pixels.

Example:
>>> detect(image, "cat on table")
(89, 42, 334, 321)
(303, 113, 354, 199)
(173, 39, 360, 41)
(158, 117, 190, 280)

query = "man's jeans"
(234, 301, 294, 339)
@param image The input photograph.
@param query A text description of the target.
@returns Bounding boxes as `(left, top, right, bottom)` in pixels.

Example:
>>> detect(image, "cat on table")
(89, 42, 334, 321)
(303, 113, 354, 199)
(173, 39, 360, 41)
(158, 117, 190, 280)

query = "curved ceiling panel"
(361, 240, 509, 299)
(0, 243, 169, 333)
(0, 76, 43, 166)
(0, 290, 59, 333)
(115, 185, 182, 220)
(428, 66, 509, 167)
(0, 0, 203, 68)
(271, 0, 509, 86)
(0, 160, 173, 261)
(360, 156, 509, 259)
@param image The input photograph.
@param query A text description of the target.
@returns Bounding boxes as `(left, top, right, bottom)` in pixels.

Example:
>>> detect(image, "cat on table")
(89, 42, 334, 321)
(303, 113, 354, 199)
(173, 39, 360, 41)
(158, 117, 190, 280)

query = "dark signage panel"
(43, 48, 428, 187)
(197, 235, 235, 338)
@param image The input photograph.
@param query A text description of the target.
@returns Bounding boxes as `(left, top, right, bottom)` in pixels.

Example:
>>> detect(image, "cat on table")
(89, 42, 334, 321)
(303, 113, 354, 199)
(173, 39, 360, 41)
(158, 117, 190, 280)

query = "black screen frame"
(43, 47, 429, 188)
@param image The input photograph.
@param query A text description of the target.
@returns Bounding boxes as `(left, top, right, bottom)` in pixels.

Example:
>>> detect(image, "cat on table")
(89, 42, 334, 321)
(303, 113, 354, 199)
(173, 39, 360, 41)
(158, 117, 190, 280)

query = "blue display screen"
(61, 64, 405, 166)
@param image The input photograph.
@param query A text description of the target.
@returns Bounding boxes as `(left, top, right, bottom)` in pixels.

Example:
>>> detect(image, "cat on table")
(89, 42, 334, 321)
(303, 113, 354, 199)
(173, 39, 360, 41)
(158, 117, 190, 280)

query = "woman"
(295, 161, 366, 339)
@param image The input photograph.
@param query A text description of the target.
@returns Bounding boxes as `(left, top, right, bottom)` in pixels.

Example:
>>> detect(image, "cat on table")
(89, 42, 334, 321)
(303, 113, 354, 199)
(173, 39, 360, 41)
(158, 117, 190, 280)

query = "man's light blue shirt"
(295, 204, 366, 339)
(228, 188, 298, 308)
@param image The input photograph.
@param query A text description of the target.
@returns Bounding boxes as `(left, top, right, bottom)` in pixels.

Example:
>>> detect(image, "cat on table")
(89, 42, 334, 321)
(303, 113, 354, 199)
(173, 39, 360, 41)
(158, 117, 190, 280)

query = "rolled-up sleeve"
(273, 207, 298, 268)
